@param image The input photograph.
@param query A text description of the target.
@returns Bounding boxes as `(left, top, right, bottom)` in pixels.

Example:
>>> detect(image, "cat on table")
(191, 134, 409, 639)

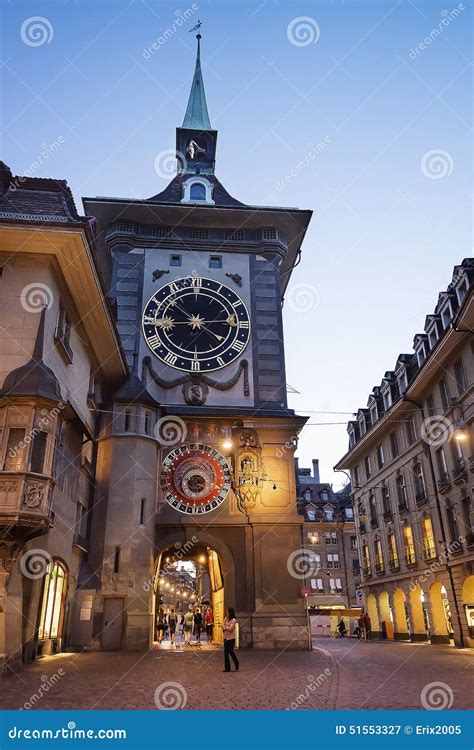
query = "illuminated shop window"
(38, 560, 68, 640)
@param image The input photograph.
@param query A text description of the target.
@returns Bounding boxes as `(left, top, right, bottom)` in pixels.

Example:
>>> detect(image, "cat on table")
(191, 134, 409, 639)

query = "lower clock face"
(142, 276, 251, 372)
(160, 443, 232, 515)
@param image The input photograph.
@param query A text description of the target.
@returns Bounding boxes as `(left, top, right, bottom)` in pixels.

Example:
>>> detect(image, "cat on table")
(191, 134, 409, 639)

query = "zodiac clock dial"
(160, 444, 232, 515)
(142, 276, 251, 372)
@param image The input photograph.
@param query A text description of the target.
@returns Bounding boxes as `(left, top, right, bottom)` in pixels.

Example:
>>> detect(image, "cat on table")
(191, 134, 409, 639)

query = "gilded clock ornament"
(142, 276, 251, 372)
(160, 443, 232, 515)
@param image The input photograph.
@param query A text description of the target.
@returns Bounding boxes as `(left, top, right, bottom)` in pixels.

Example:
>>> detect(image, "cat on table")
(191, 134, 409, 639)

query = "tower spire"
(182, 22, 211, 130)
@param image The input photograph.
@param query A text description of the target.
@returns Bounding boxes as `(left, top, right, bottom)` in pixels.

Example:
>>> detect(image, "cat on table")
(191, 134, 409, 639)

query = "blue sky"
(2, 0, 471, 484)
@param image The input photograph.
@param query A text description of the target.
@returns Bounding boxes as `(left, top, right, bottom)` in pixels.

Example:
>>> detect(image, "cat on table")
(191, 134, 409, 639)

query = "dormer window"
(428, 325, 438, 350)
(456, 276, 468, 304)
(359, 417, 366, 436)
(383, 390, 392, 410)
(398, 371, 408, 395)
(181, 176, 214, 204)
(190, 182, 206, 201)
(417, 344, 426, 367)
(370, 404, 378, 424)
(440, 304, 452, 330)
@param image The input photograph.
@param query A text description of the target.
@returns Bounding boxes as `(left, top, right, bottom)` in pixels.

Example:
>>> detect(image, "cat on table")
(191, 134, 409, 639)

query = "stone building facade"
(336, 260, 474, 648)
(0, 35, 313, 672)
(296, 459, 360, 635)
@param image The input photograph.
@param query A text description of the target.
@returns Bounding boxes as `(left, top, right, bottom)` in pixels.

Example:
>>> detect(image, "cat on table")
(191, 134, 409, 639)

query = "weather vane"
(189, 20, 202, 38)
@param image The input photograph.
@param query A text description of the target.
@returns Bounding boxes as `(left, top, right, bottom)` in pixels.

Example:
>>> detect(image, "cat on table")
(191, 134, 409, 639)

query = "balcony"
(398, 501, 409, 514)
(370, 517, 378, 529)
(423, 541, 437, 561)
(388, 555, 400, 571)
(0, 472, 53, 538)
(72, 533, 89, 553)
(362, 565, 372, 579)
(375, 561, 385, 575)
(437, 473, 451, 493)
(453, 459, 467, 484)
(383, 509, 393, 521)
(359, 523, 366, 534)
(416, 491, 428, 507)
(465, 531, 474, 548)
(404, 547, 416, 566)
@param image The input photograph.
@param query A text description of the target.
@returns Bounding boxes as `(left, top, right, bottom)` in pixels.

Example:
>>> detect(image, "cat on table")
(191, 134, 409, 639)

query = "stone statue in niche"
(187, 140, 206, 160)
(191, 422, 201, 440)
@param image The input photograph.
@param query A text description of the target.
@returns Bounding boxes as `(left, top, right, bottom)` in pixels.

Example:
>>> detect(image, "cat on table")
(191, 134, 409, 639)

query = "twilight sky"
(1, 0, 471, 485)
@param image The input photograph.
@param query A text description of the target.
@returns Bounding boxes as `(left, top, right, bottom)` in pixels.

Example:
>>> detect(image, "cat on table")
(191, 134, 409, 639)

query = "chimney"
(312, 459, 320, 483)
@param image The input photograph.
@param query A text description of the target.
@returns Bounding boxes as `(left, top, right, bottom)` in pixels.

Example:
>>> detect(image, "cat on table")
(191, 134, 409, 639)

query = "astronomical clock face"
(160, 443, 232, 515)
(142, 276, 251, 372)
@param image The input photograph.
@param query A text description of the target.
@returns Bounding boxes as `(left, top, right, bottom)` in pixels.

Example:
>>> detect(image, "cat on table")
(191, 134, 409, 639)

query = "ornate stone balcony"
(0, 472, 53, 536)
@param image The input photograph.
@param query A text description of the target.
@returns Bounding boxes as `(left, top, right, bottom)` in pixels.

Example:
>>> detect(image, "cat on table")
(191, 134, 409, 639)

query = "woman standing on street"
(222, 607, 239, 672)
(205, 606, 214, 643)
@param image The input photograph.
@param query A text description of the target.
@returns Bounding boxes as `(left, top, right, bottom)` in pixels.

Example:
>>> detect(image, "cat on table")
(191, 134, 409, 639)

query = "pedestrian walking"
(205, 606, 214, 643)
(193, 607, 203, 644)
(364, 613, 372, 641)
(168, 607, 177, 644)
(222, 607, 239, 673)
(156, 608, 165, 645)
(183, 607, 193, 645)
(337, 619, 347, 638)
(358, 614, 366, 640)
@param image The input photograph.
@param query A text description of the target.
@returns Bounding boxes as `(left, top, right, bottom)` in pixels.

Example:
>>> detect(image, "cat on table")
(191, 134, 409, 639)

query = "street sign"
(356, 589, 364, 601)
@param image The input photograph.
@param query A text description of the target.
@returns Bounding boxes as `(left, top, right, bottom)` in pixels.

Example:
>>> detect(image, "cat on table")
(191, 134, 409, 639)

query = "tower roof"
(1, 307, 62, 402)
(182, 34, 211, 130)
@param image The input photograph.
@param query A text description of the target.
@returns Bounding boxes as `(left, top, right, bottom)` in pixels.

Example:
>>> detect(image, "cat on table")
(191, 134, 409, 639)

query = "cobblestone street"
(0, 638, 472, 711)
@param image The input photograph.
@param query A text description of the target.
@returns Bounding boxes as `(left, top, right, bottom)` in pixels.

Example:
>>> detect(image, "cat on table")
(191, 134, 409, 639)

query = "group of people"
(335, 612, 372, 639)
(155, 605, 215, 645)
(155, 605, 240, 672)
(354, 612, 372, 640)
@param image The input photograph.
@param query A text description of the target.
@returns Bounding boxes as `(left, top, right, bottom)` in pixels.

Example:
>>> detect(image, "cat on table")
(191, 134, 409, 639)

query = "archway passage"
(462, 576, 474, 643)
(430, 583, 453, 644)
(153, 544, 225, 651)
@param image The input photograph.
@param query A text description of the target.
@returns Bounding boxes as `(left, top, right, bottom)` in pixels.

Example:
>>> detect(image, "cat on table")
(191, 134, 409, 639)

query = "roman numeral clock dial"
(142, 276, 251, 372)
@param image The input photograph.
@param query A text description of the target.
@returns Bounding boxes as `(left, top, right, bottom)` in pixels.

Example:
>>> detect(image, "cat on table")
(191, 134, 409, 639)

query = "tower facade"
(83, 34, 313, 651)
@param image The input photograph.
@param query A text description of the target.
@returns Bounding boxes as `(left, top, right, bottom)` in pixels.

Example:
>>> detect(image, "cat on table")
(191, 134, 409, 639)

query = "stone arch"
(378, 591, 394, 639)
(393, 588, 409, 640)
(429, 582, 451, 644)
(409, 585, 428, 641)
(366, 593, 380, 637)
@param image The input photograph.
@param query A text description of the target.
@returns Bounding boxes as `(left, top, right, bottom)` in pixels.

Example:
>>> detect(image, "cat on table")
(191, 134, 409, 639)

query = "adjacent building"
(295, 459, 360, 635)
(336, 260, 474, 647)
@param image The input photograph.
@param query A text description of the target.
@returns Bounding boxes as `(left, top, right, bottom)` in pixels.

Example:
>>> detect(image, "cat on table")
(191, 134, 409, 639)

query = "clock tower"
(84, 31, 313, 652)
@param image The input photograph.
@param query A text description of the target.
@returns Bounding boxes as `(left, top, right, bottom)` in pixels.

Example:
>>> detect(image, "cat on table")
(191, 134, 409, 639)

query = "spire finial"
(182, 21, 211, 130)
